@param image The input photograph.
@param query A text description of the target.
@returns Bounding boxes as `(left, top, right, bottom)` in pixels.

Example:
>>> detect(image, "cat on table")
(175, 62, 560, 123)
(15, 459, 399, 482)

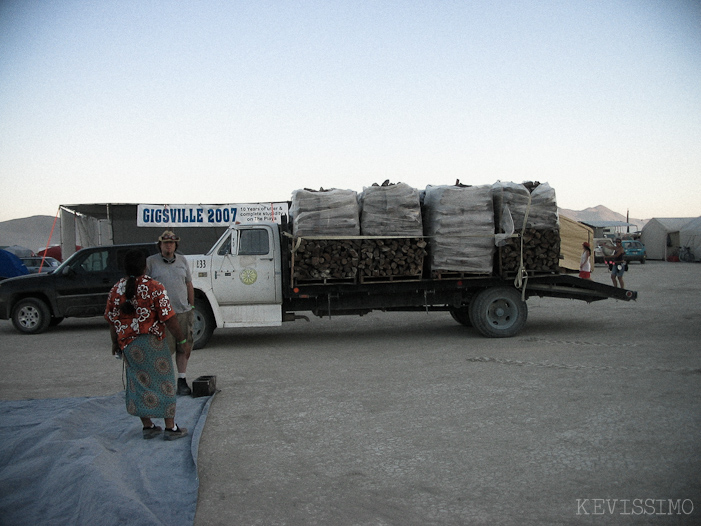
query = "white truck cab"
(187, 222, 283, 344)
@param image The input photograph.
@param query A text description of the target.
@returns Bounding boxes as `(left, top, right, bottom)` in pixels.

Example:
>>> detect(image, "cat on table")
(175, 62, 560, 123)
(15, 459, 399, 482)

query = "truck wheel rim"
(193, 311, 204, 340)
(486, 299, 517, 329)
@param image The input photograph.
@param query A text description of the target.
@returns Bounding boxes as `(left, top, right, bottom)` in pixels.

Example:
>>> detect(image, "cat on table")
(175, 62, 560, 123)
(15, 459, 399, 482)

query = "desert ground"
(1, 260, 699, 525)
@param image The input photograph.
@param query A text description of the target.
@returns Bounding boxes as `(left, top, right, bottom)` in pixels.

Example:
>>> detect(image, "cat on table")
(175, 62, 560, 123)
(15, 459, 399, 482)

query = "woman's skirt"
(123, 334, 177, 419)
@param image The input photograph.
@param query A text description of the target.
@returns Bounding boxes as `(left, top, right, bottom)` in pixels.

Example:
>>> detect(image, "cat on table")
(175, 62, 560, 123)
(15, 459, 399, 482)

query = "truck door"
(209, 226, 279, 305)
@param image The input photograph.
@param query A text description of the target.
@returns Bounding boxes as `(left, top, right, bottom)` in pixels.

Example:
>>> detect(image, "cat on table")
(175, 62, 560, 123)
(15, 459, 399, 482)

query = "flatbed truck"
(187, 221, 637, 349)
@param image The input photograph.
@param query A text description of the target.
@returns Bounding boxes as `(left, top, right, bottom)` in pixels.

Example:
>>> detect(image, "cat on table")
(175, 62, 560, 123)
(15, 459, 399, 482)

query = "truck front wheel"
(12, 298, 52, 334)
(192, 298, 215, 350)
(469, 287, 527, 338)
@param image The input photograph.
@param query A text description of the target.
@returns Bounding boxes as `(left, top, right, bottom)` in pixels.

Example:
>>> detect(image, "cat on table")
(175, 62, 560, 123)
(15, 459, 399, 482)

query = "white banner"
(137, 203, 289, 227)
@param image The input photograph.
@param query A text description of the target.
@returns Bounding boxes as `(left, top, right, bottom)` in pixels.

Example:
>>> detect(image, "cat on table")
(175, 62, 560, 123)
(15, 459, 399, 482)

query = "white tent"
(640, 218, 694, 260)
(679, 216, 701, 262)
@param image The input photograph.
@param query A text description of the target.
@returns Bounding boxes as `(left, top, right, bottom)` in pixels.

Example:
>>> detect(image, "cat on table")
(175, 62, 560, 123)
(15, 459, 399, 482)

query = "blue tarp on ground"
(0, 249, 29, 279)
(0, 392, 215, 526)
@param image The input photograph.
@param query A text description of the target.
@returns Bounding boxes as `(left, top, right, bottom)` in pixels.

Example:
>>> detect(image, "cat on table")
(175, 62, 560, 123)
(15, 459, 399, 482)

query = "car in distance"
(0, 243, 158, 334)
(19, 256, 61, 274)
(622, 239, 647, 264)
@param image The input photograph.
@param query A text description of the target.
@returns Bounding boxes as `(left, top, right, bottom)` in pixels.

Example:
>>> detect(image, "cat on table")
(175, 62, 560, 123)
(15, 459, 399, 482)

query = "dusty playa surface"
(1, 260, 699, 524)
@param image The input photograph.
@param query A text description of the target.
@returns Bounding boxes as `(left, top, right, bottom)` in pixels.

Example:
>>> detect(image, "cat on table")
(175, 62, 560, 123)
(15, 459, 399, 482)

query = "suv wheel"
(12, 298, 52, 334)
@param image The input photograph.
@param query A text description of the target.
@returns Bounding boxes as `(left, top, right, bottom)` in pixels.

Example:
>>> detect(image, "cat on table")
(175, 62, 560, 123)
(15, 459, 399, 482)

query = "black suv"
(0, 243, 158, 334)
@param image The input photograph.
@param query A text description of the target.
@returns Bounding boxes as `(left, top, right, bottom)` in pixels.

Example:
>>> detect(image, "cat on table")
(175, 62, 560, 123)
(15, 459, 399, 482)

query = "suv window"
(76, 250, 111, 272)
(114, 247, 147, 271)
(68, 246, 155, 274)
(239, 229, 269, 256)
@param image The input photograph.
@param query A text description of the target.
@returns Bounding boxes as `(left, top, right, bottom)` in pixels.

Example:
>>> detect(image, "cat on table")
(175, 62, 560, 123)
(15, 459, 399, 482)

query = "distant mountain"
(558, 205, 648, 230)
(0, 215, 61, 254)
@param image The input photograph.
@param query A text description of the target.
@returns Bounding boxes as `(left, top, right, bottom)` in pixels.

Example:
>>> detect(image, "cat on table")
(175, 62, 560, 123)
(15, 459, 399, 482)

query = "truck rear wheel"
(469, 287, 527, 338)
(12, 298, 51, 334)
(449, 306, 472, 327)
(193, 297, 215, 349)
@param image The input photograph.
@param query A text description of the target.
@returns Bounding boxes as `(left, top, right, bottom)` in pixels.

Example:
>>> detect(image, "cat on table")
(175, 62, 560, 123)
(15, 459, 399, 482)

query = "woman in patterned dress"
(105, 250, 192, 441)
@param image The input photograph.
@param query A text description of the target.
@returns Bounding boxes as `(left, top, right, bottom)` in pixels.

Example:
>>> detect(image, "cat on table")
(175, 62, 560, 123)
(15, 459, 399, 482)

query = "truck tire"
(192, 298, 215, 350)
(468, 287, 527, 338)
(12, 298, 52, 334)
(450, 306, 472, 327)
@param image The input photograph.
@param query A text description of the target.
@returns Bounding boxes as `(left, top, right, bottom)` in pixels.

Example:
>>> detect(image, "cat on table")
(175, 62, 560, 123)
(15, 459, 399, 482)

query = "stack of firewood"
(292, 238, 360, 282)
(290, 188, 360, 236)
(497, 228, 561, 273)
(423, 184, 496, 274)
(358, 238, 427, 281)
(359, 181, 423, 237)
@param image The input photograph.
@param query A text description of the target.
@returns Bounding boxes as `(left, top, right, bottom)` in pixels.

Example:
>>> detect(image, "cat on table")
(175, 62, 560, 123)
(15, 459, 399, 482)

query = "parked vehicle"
(185, 221, 637, 349)
(19, 256, 61, 274)
(0, 224, 639, 344)
(621, 240, 646, 264)
(0, 243, 158, 334)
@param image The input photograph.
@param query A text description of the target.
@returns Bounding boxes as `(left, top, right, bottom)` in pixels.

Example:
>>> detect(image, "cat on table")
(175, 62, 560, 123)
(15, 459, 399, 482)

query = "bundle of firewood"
(292, 238, 360, 282)
(423, 184, 495, 274)
(492, 181, 559, 231)
(357, 238, 427, 281)
(359, 181, 423, 236)
(290, 188, 360, 236)
(497, 228, 561, 273)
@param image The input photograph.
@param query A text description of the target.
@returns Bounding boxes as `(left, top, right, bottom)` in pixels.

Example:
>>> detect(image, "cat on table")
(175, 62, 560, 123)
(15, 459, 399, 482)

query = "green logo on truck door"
(240, 268, 257, 285)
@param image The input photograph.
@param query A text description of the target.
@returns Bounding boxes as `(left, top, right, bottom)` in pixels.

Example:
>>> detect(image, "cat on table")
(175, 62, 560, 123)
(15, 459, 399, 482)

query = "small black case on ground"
(192, 375, 217, 397)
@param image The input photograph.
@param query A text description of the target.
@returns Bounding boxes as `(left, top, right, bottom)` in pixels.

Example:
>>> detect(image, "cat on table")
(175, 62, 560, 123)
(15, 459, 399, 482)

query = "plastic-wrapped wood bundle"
(290, 188, 360, 236)
(527, 182, 559, 230)
(423, 184, 495, 274)
(491, 181, 561, 274)
(359, 182, 423, 236)
(491, 181, 531, 231)
(491, 181, 559, 231)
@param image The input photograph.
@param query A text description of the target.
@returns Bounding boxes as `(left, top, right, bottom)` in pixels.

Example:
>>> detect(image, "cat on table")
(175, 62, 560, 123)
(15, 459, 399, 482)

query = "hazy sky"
(1, 0, 699, 223)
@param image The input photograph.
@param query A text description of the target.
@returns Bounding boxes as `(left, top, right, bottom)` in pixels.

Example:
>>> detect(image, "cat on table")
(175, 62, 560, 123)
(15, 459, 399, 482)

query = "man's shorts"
(611, 263, 626, 277)
(166, 310, 195, 354)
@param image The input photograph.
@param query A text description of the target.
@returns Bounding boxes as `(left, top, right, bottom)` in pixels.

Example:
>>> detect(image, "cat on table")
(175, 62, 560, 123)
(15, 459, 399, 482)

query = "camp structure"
(679, 216, 701, 262)
(578, 220, 637, 239)
(558, 215, 594, 272)
(57, 202, 289, 260)
(640, 218, 695, 261)
(0, 249, 29, 280)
